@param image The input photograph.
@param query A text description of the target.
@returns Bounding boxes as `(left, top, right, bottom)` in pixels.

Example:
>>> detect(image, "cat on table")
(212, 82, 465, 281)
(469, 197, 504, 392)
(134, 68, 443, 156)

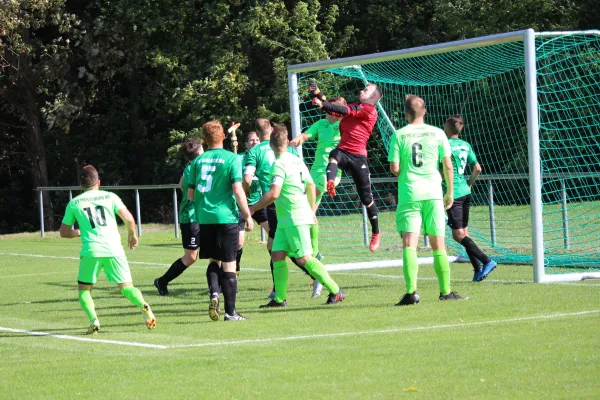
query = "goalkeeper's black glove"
(308, 81, 326, 103)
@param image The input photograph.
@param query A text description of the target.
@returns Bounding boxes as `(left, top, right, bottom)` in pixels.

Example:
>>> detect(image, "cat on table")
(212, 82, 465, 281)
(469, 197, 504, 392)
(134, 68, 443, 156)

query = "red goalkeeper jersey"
(338, 103, 378, 157)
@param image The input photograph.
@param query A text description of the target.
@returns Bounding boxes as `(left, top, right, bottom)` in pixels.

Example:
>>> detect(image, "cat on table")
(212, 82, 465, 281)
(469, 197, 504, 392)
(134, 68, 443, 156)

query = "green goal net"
(290, 31, 600, 277)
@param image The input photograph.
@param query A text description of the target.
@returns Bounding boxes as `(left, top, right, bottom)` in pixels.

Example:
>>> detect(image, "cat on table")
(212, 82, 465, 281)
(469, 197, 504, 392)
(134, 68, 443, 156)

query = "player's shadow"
(143, 243, 181, 248)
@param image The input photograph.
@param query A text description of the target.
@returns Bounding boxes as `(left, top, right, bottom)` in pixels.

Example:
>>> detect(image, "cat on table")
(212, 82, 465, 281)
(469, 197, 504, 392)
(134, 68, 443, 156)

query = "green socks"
(305, 257, 339, 294)
(310, 223, 320, 255)
(78, 290, 97, 324)
(273, 260, 289, 303)
(121, 286, 145, 308)
(403, 247, 419, 294)
(433, 249, 451, 295)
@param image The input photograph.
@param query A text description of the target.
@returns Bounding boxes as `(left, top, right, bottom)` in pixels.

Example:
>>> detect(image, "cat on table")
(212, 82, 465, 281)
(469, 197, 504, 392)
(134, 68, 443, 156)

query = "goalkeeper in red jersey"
(311, 82, 383, 251)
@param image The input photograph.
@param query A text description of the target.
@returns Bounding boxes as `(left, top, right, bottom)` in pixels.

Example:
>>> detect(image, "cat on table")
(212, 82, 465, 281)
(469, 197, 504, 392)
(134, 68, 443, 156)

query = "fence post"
(261, 227, 266, 243)
(362, 205, 369, 247)
(488, 179, 497, 246)
(135, 189, 142, 237)
(423, 235, 430, 248)
(39, 189, 45, 238)
(561, 180, 570, 249)
(173, 188, 179, 239)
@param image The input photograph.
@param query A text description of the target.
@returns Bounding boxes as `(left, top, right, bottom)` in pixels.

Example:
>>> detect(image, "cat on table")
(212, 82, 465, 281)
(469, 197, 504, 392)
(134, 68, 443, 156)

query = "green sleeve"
(467, 145, 478, 166)
(61, 202, 76, 226)
(112, 193, 126, 214)
(188, 160, 197, 188)
(387, 132, 400, 162)
(287, 146, 299, 157)
(270, 160, 285, 185)
(230, 155, 242, 183)
(245, 147, 257, 169)
(305, 120, 321, 140)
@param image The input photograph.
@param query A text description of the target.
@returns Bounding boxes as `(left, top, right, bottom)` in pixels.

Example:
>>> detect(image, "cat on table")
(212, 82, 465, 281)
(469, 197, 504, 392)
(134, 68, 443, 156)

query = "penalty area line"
(0, 326, 167, 349)
(169, 309, 600, 349)
(1, 310, 598, 350)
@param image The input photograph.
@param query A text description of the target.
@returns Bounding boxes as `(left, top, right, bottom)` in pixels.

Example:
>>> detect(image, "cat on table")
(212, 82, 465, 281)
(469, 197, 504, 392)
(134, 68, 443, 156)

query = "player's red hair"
(202, 120, 225, 147)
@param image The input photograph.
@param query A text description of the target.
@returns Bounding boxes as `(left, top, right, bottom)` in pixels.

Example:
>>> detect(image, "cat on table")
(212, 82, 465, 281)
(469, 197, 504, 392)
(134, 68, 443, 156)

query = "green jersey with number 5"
(270, 151, 315, 229)
(61, 190, 127, 257)
(443, 138, 478, 199)
(188, 148, 242, 224)
(388, 123, 451, 205)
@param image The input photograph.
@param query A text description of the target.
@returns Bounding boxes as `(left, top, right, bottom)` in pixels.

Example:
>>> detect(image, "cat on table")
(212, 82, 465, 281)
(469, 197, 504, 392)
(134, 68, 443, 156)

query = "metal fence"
(35, 184, 267, 241)
(37, 172, 599, 248)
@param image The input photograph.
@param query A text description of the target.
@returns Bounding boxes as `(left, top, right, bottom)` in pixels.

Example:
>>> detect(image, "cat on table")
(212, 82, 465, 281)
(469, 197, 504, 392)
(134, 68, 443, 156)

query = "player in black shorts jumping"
(154, 139, 203, 296)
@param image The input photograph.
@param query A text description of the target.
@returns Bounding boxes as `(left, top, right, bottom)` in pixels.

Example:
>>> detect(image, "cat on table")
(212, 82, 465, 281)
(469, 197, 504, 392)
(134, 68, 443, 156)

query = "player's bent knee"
(295, 255, 311, 266)
(117, 282, 133, 289)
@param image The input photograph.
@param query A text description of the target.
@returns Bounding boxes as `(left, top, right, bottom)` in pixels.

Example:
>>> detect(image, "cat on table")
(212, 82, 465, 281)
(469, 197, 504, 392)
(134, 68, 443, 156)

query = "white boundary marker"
(1, 310, 598, 350)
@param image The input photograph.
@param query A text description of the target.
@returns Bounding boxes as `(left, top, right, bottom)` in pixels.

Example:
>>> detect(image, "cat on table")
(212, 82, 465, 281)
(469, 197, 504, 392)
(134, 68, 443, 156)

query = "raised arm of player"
(441, 156, 454, 210)
(117, 207, 139, 249)
(289, 133, 309, 148)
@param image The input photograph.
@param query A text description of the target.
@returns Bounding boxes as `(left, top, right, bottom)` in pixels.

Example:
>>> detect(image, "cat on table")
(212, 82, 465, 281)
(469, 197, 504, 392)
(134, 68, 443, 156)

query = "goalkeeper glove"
(308, 81, 326, 104)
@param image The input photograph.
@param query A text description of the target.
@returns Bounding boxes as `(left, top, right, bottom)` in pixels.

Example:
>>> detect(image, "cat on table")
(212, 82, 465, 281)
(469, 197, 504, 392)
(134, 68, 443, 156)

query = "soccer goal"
(287, 29, 600, 283)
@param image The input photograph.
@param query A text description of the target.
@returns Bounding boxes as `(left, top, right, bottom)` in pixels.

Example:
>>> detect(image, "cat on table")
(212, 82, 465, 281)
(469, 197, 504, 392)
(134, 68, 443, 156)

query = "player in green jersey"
(188, 120, 254, 321)
(250, 125, 345, 307)
(236, 131, 270, 279)
(444, 116, 497, 281)
(388, 95, 468, 305)
(289, 97, 346, 258)
(154, 139, 204, 296)
(244, 118, 317, 299)
(60, 165, 156, 334)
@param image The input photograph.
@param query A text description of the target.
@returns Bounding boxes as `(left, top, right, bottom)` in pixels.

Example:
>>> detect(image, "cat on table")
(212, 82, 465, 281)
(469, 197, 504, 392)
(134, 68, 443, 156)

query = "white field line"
(170, 309, 600, 349)
(1, 252, 599, 286)
(4, 310, 595, 350)
(0, 326, 167, 349)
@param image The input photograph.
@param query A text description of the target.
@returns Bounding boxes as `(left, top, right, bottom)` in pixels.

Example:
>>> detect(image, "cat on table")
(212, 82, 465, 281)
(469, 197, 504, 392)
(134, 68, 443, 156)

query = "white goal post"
(287, 29, 600, 283)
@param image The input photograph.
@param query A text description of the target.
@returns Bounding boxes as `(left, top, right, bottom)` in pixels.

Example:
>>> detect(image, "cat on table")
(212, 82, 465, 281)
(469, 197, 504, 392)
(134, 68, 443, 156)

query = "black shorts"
(266, 204, 277, 239)
(329, 148, 374, 205)
(238, 204, 269, 231)
(447, 194, 471, 229)
(180, 223, 200, 250)
(199, 223, 239, 262)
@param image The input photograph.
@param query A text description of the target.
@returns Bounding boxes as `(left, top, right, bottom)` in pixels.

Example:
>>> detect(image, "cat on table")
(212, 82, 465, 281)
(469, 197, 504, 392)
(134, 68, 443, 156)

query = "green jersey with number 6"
(388, 123, 451, 205)
(443, 138, 478, 199)
(270, 151, 315, 229)
(188, 148, 242, 224)
(61, 190, 127, 258)
(244, 140, 298, 195)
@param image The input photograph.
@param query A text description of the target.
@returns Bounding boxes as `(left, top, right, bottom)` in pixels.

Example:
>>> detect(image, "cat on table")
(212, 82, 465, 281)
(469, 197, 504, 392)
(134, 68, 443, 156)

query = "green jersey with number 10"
(188, 148, 242, 224)
(61, 190, 127, 258)
(388, 123, 451, 205)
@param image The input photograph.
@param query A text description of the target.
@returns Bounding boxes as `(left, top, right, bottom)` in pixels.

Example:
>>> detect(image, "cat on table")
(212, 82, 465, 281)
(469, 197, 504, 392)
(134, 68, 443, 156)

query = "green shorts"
(310, 168, 342, 195)
(78, 256, 132, 285)
(272, 224, 314, 259)
(396, 200, 446, 237)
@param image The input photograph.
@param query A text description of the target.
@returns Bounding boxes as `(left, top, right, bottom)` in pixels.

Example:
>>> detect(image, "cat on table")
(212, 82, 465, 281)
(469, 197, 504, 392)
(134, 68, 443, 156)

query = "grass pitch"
(0, 226, 598, 399)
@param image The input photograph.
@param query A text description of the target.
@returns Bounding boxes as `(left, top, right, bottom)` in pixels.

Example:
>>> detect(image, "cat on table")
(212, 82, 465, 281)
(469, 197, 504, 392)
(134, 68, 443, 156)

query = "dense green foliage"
(1, 0, 598, 232)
